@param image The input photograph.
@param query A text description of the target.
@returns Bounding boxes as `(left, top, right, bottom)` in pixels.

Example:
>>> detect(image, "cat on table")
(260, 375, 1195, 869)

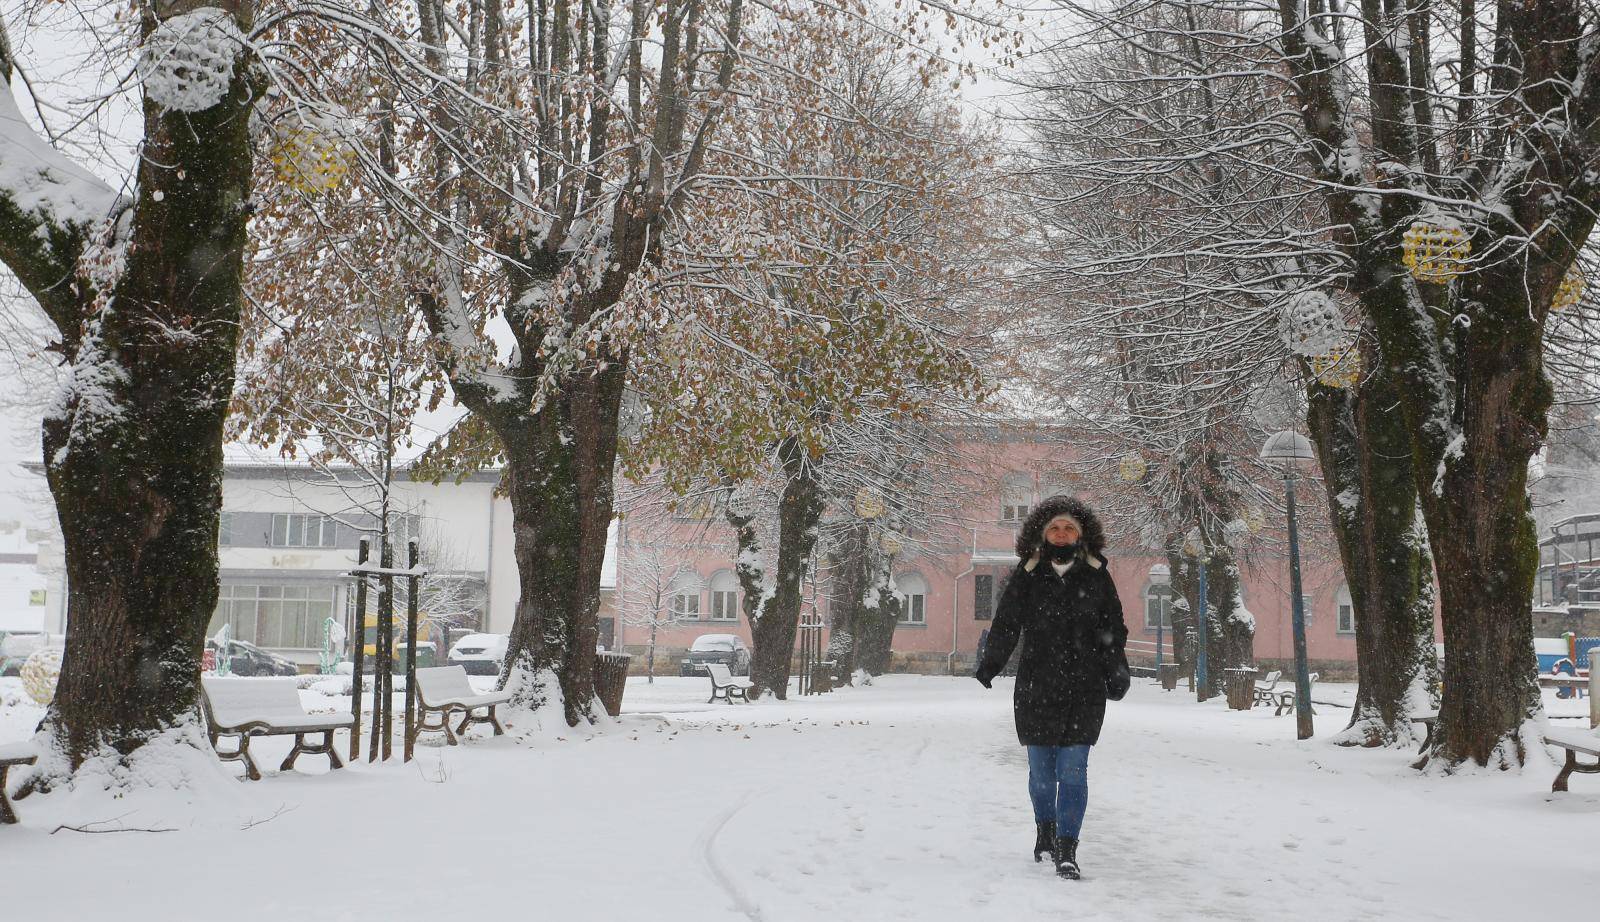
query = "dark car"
(208, 639, 300, 676)
(679, 633, 752, 677)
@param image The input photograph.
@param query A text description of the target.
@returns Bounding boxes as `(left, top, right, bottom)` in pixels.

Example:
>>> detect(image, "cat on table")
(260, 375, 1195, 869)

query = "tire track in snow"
(698, 792, 764, 921)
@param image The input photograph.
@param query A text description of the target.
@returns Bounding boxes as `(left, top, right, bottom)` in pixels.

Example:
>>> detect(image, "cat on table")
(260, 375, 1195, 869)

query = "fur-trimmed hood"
(1014, 494, 1108, 563)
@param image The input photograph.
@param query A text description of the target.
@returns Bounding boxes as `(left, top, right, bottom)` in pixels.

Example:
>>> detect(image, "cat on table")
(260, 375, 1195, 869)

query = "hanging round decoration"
(1553, 264, 1586, 312)
(268, 125, 355, 194)
(1244, 506, 1267, 535)
(21, 648, 63, 706)
(1401, 216, 1471, 283)
(853, 487, 885, 520)
(879, 531, 904, 555)
(1281, 290, 1348, 357)
(1118, 453, 1148, 483)
(1309, 348, 1361, 389)
(726, 485, 759, 519)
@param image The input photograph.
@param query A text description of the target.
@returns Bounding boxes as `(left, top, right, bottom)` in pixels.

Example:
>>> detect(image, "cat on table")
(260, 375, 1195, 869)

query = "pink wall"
(615, 428, 1405, 668)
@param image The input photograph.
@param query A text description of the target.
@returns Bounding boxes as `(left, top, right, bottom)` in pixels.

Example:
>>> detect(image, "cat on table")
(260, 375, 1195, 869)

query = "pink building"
(613, 426, 1369, 679)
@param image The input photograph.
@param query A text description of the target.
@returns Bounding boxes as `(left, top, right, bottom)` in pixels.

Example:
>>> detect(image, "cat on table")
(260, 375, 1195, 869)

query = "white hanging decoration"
(1223, 518, 1251, 547)
(726, 485, 759, 519)
(1280, 291, 1348, 357)
(21, 648, 63, 705)
(138, 9, 246, 114)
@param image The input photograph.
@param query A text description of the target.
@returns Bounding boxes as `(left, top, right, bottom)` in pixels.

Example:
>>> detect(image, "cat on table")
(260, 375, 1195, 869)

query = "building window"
(218, 511, 234, 547)
(708, 570, 739, 622)
(1298, 594, 1315, 628)
(670, 570, 702, 621)
(1144, 583, 1174, 629)
(1000, 473, 1033, 524)
(974, 573, 995, 621)
(270, 513, 337, 548)
(1336, 585, 1354, 633)
(208, 583, 335, 649)
(897, 573, 927, 624)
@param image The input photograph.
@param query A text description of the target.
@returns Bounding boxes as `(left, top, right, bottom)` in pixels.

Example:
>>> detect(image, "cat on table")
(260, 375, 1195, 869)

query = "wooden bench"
(1272, 672, 1320, 716)
(1543, 730, 1600, 793)
(702, 663, 753, 704)
(0, 742, 37, 825)
(1410, 709, 1439, 753)
(1252, 670, 1283, 707)
(411, 666, 512, 746)
(201, 677, 354, 782)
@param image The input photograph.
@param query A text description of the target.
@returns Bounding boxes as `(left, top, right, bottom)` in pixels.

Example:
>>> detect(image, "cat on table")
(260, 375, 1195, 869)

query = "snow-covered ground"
(1, 674, 1595, 921)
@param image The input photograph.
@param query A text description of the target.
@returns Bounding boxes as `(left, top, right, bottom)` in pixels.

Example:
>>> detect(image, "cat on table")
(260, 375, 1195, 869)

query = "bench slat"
(414, 666, 513, 709)
(1545, 731, 1600, 757)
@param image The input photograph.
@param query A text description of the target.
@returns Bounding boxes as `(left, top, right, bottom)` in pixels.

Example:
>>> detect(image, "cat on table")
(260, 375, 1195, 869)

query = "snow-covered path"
(1, 675, 1594, 920)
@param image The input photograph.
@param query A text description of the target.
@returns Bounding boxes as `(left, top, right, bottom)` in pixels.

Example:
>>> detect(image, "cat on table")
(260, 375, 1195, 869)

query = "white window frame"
(270, 513, 337, 548)
(1144, 583, 1174, 629)
(671, 591, 702, 620)
(708, 570, 739, 622)
(209, 582, 335, 650)
(1000, 473, 1033, 524)
(897, 573, 927, 625)
(1336, 585, 1355, 634)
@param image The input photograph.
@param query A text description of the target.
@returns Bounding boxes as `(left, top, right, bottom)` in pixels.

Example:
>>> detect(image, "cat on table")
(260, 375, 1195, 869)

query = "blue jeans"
(1026, 744, 1090, 840)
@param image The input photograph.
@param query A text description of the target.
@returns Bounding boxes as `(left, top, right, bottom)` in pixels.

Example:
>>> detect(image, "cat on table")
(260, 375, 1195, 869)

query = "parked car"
(448, 633, 509, 676)
(208, 639, 300, 676)
(679, 633, 751, 677)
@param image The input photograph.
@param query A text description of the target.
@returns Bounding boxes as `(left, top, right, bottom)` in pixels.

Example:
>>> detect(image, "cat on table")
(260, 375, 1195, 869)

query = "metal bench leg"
(1554, 750, 1577, 793)
(281, 734, 307, 772)
(238, 735, 262, 782)
(0, 764, 16, 825)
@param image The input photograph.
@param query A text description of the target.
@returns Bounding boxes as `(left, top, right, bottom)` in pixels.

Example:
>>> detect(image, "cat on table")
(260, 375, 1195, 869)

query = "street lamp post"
(1149, 563, 1171, 667)
(1183, 530, 1211, 701)
(1261, 430, 1316, 740)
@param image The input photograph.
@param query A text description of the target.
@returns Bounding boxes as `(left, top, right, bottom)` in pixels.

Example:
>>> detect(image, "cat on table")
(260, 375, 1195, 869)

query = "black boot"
(1053, 836, 1081, 880)
(1033, 822, 1056, 863)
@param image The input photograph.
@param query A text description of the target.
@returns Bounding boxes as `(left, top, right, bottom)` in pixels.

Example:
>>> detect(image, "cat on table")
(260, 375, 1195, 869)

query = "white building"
(18, 463, 617, 669)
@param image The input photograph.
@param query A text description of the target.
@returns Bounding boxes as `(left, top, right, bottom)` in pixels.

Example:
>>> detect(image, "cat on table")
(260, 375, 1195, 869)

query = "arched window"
(669, 570, 703, 621)
(1336, 584, 1354, 634)
(1143, 583, 1174, 629)
(896, 572, 928, 624)
(1000, 473, 1033, 524)
(709, 570, 739, 622)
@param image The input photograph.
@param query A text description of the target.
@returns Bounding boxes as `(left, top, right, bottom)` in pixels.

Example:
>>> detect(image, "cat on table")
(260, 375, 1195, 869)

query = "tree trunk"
(22, 2, 256, 775)
(825, 526, 867, 680)
(493, 358, 627, 725)
(1411, 282, 1548, 767)
(1306, 340, 1439, 748)
(747, 437, 825, 699)
(1171, 553, 1225, 698)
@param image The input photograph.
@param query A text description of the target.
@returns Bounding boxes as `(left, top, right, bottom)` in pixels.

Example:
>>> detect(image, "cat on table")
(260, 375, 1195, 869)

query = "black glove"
(974, 668, 994, 689)
(1105, 660, 1130, 701)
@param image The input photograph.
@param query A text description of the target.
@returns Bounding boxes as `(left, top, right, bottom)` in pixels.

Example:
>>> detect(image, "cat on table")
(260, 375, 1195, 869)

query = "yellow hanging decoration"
(1118, 454, 1147, 483)
(1244, 506, 1266, 535)
(854, 487, 885, 520)
(1401, 217, 1471, 283)
(1553, 264, 1586, 312)
(879, 531, 904, 555)
(1309, 348, 1362, 389)
(268, 126, 354, 194)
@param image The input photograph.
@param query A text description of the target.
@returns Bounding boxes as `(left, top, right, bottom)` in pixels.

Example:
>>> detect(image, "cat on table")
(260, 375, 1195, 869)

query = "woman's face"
(1043, 515, 1082, 547)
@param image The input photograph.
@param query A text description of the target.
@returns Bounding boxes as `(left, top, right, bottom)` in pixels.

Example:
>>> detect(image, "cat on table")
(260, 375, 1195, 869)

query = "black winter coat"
(974, 553, 1131, 747)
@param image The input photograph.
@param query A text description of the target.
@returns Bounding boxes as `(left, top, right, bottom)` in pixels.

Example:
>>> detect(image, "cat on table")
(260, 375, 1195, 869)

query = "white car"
(447, 633, 509, 676)
(680, 633, 752, 676)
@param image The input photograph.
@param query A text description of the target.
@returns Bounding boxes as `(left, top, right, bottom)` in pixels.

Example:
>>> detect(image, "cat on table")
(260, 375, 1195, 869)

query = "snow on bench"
(701, 663, 753, 704)
(201, 676, 353, 781)
(1272, 673, 1320, 716)
(1251, 670, 1283, 707)
(1543, 729, 1600, 793)
(411, 666, 512, 746)
(0, 741, 37, 825)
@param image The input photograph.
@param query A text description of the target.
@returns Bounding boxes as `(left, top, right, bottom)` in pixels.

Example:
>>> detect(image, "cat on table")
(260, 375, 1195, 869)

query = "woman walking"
(975, 495, 1131, 880)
